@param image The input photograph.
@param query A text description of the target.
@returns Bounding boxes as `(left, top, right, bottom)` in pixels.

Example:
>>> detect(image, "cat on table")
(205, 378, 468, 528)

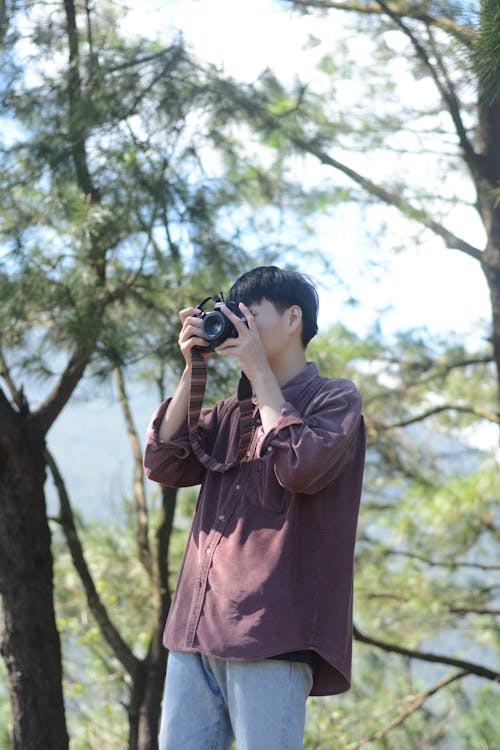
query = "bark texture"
(0, 414, 69, 749)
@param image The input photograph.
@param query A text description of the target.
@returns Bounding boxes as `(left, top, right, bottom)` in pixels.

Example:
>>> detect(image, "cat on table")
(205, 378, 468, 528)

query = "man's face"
(246, 298, 295, 362)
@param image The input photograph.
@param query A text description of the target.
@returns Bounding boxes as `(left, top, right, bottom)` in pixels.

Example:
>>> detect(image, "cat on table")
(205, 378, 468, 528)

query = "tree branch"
(449, 606, 500, 616)
(290, 134, 483, 261)
(0, 0, 8, 46)
(0, 382, 15, 424)
(358, 534, 500, 571)
(363, 355, 495, 413)
(33, 265, 145, 435)
(110, 46, 186, 125)
(209, 75, 483, 262)
(346, 670, 468, 748)
(114, 366, 153, 577)
(46, 449, 141, 679)
(353, 623, 500, 682)
(375, 402, 500, 429)
(286, 0, 474, 46)
(106, 46, 183, 75)
(63, 0, 96, 199)
(34, 348, 91, 435)
(408, 355, 494, 381)
(0, 350, 25, 412)
(152, 485, 176, 627)
(375, 0, 478, 175)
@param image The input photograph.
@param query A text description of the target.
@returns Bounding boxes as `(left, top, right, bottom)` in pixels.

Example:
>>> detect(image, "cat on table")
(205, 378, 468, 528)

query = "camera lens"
(202, 311, 227, 341)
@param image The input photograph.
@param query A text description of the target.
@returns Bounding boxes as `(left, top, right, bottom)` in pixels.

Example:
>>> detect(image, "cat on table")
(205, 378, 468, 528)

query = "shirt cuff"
(257, 401, 303, 457)
(147, 398, 192, 458)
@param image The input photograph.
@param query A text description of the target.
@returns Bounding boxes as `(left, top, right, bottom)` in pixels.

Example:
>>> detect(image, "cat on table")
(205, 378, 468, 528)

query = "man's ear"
(288, 305, 303, 333)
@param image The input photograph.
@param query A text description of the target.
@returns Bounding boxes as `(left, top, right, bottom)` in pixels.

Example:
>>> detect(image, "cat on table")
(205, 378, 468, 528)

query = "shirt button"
(235, 484, 241, 490)
(246, 451, 252, 457)
(206, 547, 211, 554)
(218, 515, 225, 521)
(267, 446, 273, 452)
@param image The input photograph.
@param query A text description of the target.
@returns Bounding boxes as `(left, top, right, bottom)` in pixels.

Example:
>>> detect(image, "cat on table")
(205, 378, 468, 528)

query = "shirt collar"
(251, 361, 318, 406)
(281, 361, 319, 396)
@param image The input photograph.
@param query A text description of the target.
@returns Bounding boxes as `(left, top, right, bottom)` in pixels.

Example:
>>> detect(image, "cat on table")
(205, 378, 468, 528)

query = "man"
(144, 266, 365, 749)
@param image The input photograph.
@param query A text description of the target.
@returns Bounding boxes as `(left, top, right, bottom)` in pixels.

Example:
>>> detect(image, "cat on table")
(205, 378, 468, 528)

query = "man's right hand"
(178, 306, 211, 365)
(158, 306, 210, 442)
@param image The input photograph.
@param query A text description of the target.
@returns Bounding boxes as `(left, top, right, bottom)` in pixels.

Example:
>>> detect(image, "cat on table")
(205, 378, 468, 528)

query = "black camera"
(197, 295, 247, 349)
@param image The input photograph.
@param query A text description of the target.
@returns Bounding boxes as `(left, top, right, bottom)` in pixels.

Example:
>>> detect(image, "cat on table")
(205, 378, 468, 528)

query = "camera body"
(198, 296, 246, 349)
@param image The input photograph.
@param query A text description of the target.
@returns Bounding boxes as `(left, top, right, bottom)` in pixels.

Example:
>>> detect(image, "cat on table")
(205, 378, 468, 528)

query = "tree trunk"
(128, 627, 168, 750)
(127, 485, 177, 750)
(483, 222, 500, 400)
(476, 89, 500, 403)
(478, 94, 500, 401)
(0, 415, 69, 749)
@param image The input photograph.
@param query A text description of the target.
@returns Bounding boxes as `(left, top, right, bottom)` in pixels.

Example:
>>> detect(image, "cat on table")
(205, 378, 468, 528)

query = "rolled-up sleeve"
(258, 379, 362, 495)
(143, 398, 206, 487)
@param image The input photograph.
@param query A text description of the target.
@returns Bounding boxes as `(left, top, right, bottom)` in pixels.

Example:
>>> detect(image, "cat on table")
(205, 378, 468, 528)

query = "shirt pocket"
(244, 455, 288, 514)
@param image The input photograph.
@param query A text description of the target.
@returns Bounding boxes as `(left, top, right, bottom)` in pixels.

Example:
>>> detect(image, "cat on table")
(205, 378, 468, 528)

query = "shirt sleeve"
(258, 379, 363, 495)
(143, 398, 217, 487)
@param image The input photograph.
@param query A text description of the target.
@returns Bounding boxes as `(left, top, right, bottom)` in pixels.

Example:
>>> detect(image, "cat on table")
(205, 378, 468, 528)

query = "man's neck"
(270, 350, 307, 386)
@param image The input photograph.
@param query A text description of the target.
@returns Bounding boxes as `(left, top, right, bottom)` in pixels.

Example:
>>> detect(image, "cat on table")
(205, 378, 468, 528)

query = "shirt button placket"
(186, 540, 214, 646)
(186, 474, 245, 646)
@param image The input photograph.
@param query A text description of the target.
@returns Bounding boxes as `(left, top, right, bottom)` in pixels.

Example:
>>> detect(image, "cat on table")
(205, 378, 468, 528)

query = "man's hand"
(158, 306, 210, 442)
(215, 303, 285, 433)
(215, 303, 271, 383)
(177, 306, 211, 366)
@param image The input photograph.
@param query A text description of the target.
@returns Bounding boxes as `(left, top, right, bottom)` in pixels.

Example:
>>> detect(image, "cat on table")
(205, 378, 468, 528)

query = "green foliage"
(0, 6, 235, 381)
(52, 510, 193, 747)
(2, 0, 337, 403)
(55, 520, 152, 655)
(0, 660, 10, 750)
(476, 0, 500, 102)
(454, 682, 500, 749)
(307, 322, 498, 747)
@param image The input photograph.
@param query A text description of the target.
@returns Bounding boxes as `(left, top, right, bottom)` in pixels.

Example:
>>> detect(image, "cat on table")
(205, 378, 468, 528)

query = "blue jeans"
(159, 651, 313, 750)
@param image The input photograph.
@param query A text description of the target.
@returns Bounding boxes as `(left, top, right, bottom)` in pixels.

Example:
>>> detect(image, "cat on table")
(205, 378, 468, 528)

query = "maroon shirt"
(144, 362, 365, 696)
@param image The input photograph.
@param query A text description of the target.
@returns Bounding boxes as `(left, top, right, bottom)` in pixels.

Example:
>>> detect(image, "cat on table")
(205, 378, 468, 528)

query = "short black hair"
(228, 266, 319, 348)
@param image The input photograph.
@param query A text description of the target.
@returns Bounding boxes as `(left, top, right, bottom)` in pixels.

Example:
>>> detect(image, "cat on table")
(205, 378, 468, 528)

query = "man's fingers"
(237, 302, 257, 331)
(221, 303, 254, 332)
(179, 326, 198, 343)
(179, 306, 201, 323)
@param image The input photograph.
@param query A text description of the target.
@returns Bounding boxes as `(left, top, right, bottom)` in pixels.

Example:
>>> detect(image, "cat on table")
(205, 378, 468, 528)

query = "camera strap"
(188, 347, 254, 473)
